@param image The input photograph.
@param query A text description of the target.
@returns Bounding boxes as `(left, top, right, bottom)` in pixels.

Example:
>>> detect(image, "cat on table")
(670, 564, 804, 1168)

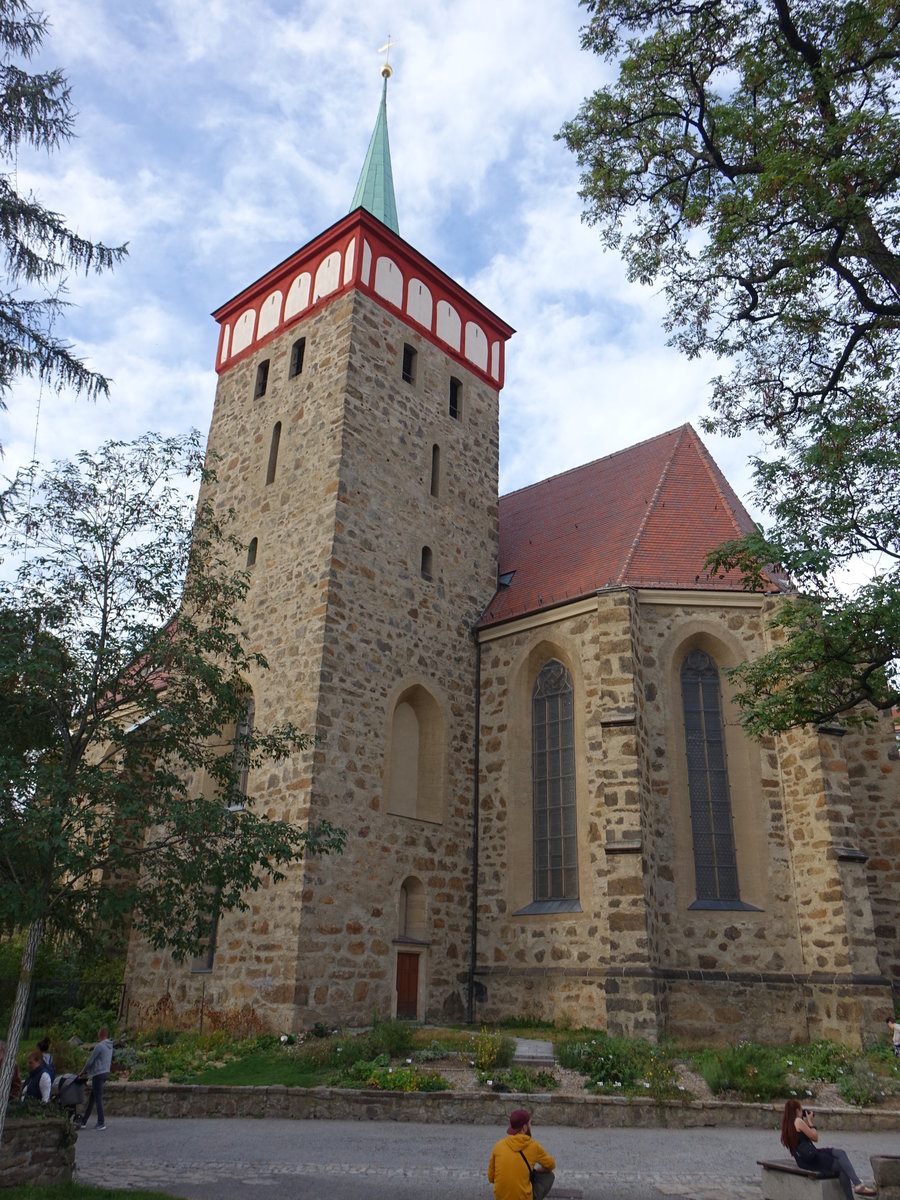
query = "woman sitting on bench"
(780, 1099, 875, 1198)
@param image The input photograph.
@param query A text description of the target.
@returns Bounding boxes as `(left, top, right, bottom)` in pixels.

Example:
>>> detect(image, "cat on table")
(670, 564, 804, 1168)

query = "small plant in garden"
(837, 1059, 899, 1107)
(784, 1040, 855, 1083)
(471, 1026, 514, 1071)
(477, 1066, 558, 1092)
(695, 1042, 786, 1102)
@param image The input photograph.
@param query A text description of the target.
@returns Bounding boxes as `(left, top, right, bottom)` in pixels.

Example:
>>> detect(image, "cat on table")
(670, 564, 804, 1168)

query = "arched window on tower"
(532, 660, 578, 902)
(386, 686, 444, 822)
(680, 649, 740, 903)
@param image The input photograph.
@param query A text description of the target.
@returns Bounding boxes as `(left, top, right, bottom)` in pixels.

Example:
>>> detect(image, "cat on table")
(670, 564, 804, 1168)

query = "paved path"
(73, 1117, 899, 1200)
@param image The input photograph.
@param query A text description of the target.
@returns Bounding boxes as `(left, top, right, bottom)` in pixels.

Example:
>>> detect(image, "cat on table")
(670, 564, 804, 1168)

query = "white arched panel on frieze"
(465, 321, 488, 371)
(284, 272, 311, 320)
(232, 310, 256, 356)
(361, 239, 372, 286)
(258, 291, 283, 339)
(374, 256, 403, 307)
(490, 341, 500, 380)
(314, 252, 341, 301)
(407, 278, 433, 328)
(220, 324, 231, 364)
(436, 301, 461, 350)
(343, 237, 356, 285)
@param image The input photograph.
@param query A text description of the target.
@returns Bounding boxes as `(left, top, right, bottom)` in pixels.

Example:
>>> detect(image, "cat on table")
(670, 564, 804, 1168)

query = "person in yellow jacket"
(488, 1107, 556, 1200)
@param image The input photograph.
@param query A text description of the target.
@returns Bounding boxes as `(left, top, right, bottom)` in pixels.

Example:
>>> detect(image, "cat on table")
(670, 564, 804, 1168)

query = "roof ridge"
(683, 425, 754, 537)
(615, 425, 687, 585)
(500, 424, 689, 503)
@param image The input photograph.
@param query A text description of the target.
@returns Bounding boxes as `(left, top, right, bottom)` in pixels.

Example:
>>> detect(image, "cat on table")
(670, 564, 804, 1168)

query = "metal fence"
(0, 977, 124, 1036)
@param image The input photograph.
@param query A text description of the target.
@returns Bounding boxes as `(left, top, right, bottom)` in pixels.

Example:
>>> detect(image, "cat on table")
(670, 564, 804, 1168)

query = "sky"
(1, 0, 763, 511)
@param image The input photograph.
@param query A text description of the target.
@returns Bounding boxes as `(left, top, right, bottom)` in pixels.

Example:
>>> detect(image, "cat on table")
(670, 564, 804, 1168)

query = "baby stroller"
(52, 1072, 87, 1122)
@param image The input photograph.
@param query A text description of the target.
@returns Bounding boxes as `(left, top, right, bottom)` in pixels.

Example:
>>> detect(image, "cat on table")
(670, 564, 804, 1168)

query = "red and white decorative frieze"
(212, 208, 514, 389)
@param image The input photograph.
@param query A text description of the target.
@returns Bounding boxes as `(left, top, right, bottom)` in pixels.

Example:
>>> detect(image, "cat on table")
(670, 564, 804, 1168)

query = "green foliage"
(477, 1066, 558, 1093)
(696, 1042, 786, 1102)
(411, 1039, 450, 1063)
(471, 1026, 515, 1071)
(335, 1054, 449, 1092)
(560, 0, 900, 730)
(0, 0, 127, 443)
(557, 1032, 678, 1097)
(0, 432, 346, 1138)
(784, 1041, 856, 1084)
(368, 1019, 414, 1058)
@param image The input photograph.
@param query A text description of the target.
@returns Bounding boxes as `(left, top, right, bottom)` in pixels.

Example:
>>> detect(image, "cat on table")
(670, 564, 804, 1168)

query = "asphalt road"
(73, 1117, 899, 1200)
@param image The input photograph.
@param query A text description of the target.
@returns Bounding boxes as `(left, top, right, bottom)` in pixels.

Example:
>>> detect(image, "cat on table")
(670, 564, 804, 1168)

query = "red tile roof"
(481, 424, 778, 628)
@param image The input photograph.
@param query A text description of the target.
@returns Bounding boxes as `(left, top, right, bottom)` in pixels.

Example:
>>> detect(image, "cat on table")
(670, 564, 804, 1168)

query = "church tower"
(125, 66, 514, 1028)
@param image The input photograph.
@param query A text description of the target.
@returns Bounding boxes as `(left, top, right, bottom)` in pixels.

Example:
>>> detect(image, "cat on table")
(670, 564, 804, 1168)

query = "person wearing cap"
(488, 1107, 556, 1200)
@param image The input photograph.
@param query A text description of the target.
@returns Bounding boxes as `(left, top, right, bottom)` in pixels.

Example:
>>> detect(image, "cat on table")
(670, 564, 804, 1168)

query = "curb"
(103, 1082, 900, 1131)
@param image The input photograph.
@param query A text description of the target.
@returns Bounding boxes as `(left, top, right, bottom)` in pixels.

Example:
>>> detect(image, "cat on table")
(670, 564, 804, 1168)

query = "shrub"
(370, 1020, 414, 1058)
(838, 1059, 899, 1107)
(471, 1027, 514, 1071)
(784, 1040, 855, 1083)
(558, 1032, 681, 1098)
(696, 1042, 785, 1102)
(412, 1040, 451, 1063)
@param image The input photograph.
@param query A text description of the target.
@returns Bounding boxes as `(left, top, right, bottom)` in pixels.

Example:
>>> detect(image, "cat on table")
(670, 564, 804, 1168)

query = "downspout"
(467, 627, 483, 1024)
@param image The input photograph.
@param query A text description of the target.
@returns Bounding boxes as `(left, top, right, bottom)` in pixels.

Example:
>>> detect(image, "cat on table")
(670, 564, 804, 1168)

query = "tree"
(0, 432, 345, 1144)
(560, 0, 900, 731)
(0, 0, 126, 442)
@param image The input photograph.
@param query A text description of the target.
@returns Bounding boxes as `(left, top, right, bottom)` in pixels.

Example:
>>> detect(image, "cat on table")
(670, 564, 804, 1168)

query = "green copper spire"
(351, 71, 399, 235)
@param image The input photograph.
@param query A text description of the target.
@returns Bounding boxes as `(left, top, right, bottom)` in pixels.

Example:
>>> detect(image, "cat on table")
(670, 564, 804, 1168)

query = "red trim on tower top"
(212, 208, 515, 390)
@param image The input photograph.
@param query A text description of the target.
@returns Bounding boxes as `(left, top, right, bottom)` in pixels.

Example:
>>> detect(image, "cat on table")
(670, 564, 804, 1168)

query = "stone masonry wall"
(126, 293, 363, 1029)
(293, 292, 499, 1026)
(841, 715, 900, 991)
(475, 592, 656, 1033)
(127, 287, 502, 1032)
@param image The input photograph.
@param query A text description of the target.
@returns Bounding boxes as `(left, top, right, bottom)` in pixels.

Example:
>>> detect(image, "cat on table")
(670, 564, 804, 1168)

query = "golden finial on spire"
(378, 35, 396, 78)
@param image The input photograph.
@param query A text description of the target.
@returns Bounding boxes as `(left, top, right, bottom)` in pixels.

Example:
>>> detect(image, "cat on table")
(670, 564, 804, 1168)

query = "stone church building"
(124, 76, 900, 1046)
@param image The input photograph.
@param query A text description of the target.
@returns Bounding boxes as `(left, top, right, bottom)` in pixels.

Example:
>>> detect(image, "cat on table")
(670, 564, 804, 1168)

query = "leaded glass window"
(680, 650, 739, 901)
(532, 660, 578, 901)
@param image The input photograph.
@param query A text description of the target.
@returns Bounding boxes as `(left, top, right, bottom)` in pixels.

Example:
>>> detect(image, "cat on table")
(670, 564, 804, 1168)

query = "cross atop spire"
(350, 57, 399, 235)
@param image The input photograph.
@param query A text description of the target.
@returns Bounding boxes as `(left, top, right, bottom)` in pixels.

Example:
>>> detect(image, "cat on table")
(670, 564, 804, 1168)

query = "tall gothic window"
(680, 649, 739, 902)
(532, 660, 578, 901)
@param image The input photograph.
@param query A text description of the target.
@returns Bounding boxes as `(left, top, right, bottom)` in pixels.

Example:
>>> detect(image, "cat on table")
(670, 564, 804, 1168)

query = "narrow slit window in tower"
(449, 377, 461, 419)
(254, 359, 270, 398)
(289, 337, 306, 378)
(430, 445, 441, 497)
(246, 537, 258, 568)
(421, 546, 433, 579)
(265, 422, 281, 485)
(402, 344, 417, 385)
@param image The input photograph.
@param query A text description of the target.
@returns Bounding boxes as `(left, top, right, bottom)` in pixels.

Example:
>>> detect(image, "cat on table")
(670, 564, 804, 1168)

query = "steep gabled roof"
(481, 424, 775, 628)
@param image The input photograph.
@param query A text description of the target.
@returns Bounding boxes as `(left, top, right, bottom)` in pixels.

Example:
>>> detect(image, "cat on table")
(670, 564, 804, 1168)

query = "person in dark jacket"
(781, 1099, 874, 1198)
(37, 1036, 55, 1082)
(21, 1049, 51, 1103)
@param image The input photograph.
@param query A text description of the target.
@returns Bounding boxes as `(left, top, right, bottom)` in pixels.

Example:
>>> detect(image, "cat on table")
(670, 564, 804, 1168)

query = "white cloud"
(0, 0, 764, 529)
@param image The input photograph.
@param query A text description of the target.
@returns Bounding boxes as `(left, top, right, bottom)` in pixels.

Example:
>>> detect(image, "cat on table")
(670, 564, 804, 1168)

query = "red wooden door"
(395, 952, 419, 1019)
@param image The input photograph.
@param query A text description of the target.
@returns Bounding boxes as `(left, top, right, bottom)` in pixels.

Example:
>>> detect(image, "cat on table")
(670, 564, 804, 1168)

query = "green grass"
(187, 1050, 323, 1087)
(16, 1186, 184, 1200)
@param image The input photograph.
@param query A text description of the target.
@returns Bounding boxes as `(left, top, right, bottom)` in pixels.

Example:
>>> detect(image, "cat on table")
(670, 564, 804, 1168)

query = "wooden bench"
(758, 1160, 842, 1200)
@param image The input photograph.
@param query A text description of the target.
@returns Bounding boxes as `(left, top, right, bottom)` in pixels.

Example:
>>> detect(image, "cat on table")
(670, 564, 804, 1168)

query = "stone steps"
(512, 1037, 556, 1069)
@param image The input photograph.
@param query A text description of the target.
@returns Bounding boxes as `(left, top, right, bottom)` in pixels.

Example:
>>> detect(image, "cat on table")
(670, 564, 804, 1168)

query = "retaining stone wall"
(103, 1082, 900, 1133)
(0, 1116, 76, 1189)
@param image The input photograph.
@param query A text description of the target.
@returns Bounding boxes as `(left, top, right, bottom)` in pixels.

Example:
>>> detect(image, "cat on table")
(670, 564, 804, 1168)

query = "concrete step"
(512, 1037, 556, 1069)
